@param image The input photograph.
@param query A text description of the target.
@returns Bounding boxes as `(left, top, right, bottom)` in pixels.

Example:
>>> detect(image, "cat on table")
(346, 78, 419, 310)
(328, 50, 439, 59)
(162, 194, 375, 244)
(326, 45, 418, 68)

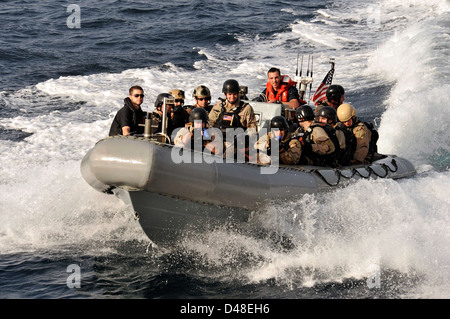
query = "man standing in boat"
(209, 79, 257, 159)
(254, 67, 302, 110)
(108, 85, 146, 136)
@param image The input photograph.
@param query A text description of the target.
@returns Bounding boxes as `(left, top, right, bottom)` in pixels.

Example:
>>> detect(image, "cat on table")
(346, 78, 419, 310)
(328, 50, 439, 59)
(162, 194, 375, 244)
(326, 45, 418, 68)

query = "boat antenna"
(295, 54, 313, 102)
(308, 56, 313, 101)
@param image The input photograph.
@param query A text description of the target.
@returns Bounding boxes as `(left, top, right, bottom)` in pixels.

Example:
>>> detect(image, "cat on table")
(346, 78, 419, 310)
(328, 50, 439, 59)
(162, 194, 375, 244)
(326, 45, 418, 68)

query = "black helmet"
(189, 107, 208, 123)
(269, 116, 289, 131)
(154, 93, 172, 109)
(318, 106, 338, 124)
(326, 85, 345, 103)
(296, 105, 315, 122)
(222, 79, 240, 94)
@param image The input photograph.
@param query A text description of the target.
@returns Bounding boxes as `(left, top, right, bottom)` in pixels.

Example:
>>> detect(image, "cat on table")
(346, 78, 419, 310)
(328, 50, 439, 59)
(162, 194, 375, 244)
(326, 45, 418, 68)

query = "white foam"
(0, 0, 449, 297)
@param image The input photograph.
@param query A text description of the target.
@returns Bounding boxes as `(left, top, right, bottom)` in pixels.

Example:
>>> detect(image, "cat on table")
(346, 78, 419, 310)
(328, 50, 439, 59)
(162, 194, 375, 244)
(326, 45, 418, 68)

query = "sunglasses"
(133, 94, 145, 98)
(175, 99, 184, 103)
(197, 97, 210, 101)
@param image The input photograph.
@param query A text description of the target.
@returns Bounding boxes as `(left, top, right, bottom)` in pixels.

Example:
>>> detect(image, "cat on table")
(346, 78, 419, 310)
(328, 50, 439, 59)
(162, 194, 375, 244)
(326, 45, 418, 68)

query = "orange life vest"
(265, 75, 297, 102)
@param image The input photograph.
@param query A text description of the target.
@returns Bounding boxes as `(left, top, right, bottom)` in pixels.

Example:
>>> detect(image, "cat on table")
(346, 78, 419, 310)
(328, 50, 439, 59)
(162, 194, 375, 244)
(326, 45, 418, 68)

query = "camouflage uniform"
(208, 99, 257, 133)
(352, 122, 372, 163)
(254, 131, 301, 165)
(294, 124, 336, 166)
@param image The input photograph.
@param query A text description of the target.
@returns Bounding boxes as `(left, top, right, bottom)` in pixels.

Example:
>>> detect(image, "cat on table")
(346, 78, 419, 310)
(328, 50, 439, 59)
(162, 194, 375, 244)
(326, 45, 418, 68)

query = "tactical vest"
(335, 125, 356, 166)
(298, 123, 339, 167)
(354, 120, 379, 162)
(214, 100, 246, 131)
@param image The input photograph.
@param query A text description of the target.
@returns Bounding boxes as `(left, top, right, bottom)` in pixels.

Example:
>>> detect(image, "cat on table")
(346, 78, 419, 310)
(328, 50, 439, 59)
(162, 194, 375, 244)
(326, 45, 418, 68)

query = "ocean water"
(1, 0, 449, 304)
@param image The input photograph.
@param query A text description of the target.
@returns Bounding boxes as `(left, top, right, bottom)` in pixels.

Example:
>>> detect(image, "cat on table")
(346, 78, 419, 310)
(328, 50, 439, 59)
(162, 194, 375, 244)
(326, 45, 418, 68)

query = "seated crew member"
(336, 103, 378, 164)
(184, 85, 213, 116)
(173, 107, 219, 154)
(109, 85, 146, 136)
(254, 67, 302, 109)
(150, 93, 176, 138)
(294, 104, 339, 167)
(317, 105, 355, 166)
(254, 116, 301, 165)
(209, 79, 257, 158)
(169, 89, 189, 129)
(314, 84, 346, 115)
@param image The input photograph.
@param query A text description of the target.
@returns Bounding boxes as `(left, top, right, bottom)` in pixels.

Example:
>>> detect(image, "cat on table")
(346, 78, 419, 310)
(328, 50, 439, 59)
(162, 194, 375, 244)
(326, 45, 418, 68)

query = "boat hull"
(81, 135, 416, 246)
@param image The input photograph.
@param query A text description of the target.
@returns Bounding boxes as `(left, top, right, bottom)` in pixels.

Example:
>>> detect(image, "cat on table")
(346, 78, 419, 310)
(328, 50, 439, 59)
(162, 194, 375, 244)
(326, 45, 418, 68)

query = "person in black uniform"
(109, 85, 146, 136)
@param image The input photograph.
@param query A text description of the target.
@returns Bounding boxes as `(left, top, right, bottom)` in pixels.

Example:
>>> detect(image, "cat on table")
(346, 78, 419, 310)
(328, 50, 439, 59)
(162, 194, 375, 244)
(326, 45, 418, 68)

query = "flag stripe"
(311, 68, 334, 105)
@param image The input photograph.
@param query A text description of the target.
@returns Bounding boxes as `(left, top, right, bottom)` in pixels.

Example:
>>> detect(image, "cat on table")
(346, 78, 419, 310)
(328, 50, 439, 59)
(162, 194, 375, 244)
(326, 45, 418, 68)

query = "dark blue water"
(1, 0, 449, 307)
(0, 0, 325, 91)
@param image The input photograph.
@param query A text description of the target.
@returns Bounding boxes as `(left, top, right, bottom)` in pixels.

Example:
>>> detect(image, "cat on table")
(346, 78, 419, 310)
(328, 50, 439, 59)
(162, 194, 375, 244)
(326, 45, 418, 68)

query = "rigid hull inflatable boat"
(81, 128, 416, 246)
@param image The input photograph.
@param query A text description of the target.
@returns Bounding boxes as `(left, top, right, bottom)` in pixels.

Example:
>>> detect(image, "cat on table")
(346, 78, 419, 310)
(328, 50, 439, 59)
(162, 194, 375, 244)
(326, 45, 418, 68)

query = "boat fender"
(315, 169, 340, 186)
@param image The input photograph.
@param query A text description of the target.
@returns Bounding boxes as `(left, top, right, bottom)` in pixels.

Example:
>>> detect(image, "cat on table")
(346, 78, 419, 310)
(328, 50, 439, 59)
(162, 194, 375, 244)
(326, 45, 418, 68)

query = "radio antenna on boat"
(295, 54, 313, 102)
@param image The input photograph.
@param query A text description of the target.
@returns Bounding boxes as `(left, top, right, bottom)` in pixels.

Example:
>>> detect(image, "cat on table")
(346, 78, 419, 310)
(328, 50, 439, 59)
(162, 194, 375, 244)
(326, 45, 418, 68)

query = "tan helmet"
(193, 85, 211, 98)
(337, 103, 357, 122)
(169, 89, 185, 100)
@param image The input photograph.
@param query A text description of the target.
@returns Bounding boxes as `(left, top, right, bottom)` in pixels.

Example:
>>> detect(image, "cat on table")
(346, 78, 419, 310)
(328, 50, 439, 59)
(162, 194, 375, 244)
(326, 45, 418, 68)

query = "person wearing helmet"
(169, 89, 189, 129)
(314, 84, 346, 116)
(336, 103, 377, 164)
(254, 115, 301, 165)
(173, 107, 220, 154)
(109, 85, 146, 136)
(209, 79, 257, 132)
(148, 92, 178, 138)
(191, 85, 213, 114)
(255, 67, 303, 109)
(294, 105, 339, 167)
(169, 89, 185, 108)
(317, 106, 355, 166)
(209, 79, 257, 158)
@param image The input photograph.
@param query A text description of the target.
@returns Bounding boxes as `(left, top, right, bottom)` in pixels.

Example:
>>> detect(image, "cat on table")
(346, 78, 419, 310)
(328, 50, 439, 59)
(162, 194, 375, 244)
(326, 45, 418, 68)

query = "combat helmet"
(222, 79, 240, 94)
(193, 85, 211, 98)
(318, 106, 338, 124)
(337, 103, 356, 122)
(154, 93, 173, 109)
(169, 89, 185, 100)
(326, 85, 345, 103)
(269, 116, 289, 131)
(189, 107, 208, 123)
(296, 105, 315, 122)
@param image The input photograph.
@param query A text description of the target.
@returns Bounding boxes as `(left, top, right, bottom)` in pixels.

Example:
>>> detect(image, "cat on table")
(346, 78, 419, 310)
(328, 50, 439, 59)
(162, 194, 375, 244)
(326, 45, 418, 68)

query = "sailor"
(336, 103, 378, 164)
(189, 85, 213, 115)
(254, 116, 301, 165)
(314, 84, 346, 115)
(169, 89, 189, 129)
(317, 105, 355, 166)
(149, 93, 177, 138)
(169, 89, 186, 108)
(209, 79, 257, 158)
(254, 67, 302, 109)
(173, 107, 219, 154)
(294, 104, 339, 167)
(108, 85, 146, 136)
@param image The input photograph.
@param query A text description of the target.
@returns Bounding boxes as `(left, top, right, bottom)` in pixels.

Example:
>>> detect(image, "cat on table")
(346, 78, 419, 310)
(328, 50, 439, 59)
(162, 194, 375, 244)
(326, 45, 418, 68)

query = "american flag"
(310, 67, 334, 105)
